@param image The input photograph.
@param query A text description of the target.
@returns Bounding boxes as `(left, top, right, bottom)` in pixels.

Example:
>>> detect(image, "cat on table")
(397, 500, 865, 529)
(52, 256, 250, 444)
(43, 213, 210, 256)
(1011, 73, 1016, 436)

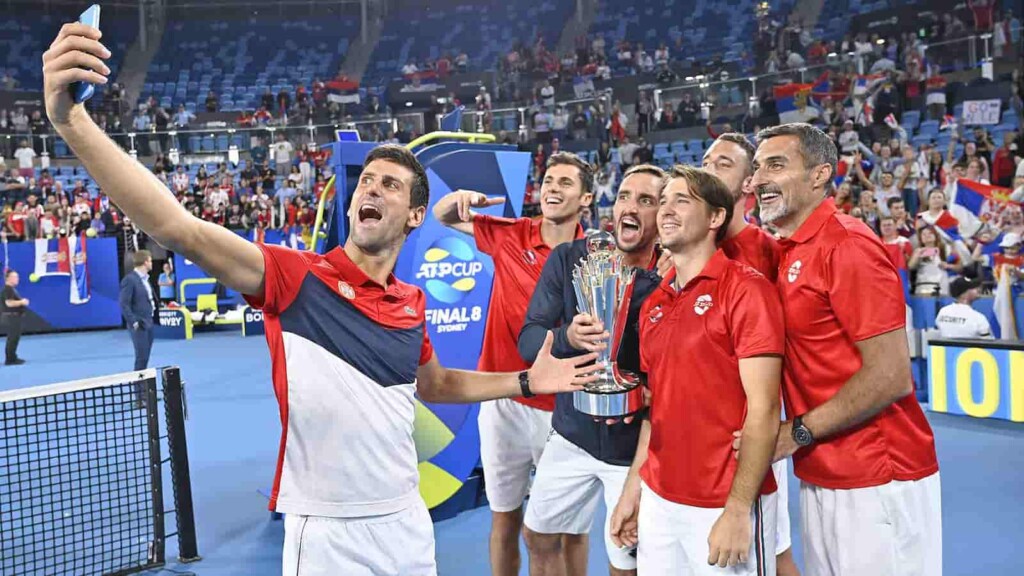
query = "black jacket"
(518, 239, 660, 466)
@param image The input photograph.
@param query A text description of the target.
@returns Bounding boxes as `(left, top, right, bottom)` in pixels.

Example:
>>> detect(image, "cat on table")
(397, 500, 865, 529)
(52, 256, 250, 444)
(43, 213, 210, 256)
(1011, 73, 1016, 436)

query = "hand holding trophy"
(570, 231, 645, 417)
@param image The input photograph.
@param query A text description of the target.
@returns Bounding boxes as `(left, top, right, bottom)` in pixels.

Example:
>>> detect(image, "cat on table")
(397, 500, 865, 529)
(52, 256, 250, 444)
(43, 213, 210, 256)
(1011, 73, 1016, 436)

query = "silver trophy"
(570, 231, 645, 417)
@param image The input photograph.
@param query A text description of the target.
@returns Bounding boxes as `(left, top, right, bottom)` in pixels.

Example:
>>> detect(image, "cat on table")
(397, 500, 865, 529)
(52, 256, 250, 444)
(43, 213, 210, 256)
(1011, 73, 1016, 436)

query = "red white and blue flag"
(69, 234, 90, 305)
(953, 180, 1020, 223)
(34, 238, 71, 278)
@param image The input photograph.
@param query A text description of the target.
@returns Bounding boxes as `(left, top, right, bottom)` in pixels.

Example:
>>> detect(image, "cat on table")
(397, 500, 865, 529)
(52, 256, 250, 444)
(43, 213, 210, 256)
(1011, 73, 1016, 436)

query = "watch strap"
(519, 371, 535, 398)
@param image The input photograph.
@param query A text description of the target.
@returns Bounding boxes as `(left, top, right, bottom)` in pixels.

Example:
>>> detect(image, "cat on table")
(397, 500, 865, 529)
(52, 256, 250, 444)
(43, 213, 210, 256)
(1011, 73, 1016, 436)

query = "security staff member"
(935, 276, 993, 339)
(120, 250, 156, 371)
(2, 269, 29, 365)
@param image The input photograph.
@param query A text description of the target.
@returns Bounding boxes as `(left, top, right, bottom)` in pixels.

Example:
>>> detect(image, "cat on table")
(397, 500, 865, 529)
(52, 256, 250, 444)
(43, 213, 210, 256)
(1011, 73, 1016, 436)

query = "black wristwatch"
(792, 415, 815, 447)
(519, 371, 535, 398)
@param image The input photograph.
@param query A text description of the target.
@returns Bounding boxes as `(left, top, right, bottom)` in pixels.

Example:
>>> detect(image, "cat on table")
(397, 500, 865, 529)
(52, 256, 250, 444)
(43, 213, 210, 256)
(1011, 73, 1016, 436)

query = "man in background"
(120, 250, 156, 371)
(935, 276, 993, 339)
(2, 269, 29, 365)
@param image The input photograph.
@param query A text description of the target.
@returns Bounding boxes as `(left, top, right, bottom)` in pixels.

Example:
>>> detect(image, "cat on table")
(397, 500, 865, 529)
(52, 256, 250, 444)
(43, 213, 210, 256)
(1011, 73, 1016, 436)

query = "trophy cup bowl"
(570, 231, 645, 417)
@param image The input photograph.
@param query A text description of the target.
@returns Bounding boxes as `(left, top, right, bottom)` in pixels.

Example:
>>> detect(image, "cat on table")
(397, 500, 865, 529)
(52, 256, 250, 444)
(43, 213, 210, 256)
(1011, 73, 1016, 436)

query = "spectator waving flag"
(34, 237, 71, 278)
(931, 210, 963, 243)
(68, 233, 90, 305)
(953, 180, 1020, 223)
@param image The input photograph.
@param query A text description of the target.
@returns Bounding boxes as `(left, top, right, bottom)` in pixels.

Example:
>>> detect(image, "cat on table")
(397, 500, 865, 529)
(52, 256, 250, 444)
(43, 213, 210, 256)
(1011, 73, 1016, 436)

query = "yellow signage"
(928, 343, 1024, 422)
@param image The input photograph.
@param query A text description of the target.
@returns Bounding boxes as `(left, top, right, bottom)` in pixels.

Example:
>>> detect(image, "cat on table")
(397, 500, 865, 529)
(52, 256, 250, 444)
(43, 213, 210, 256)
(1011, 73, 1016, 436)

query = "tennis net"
(0, 367, 199, 575)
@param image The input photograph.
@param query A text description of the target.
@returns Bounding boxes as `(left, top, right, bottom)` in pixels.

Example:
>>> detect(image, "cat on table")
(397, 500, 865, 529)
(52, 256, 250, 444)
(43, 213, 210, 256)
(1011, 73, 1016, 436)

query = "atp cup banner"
(391, 146, 531, 509)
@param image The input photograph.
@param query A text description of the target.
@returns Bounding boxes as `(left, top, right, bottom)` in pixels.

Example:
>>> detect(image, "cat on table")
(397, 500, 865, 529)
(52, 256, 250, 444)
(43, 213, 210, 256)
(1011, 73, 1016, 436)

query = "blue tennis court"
(1, 330, 1021, 575)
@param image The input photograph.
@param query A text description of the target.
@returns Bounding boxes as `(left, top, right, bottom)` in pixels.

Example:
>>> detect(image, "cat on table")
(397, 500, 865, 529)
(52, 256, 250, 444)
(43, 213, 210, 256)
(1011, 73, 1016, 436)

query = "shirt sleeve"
(473, 215, 520, 256)
(242, 243, 312, 315)
(728, 270, 786, 358)
(518, 243, 578, 362)
(419, 327, 435, 365)
(828, 234, 907, 341)
(975, 313, 994, 339)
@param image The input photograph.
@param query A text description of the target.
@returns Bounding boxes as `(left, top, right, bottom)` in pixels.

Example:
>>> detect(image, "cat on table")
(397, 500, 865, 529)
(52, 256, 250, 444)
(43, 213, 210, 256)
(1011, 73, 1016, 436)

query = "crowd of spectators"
(1, 130, 335, 246)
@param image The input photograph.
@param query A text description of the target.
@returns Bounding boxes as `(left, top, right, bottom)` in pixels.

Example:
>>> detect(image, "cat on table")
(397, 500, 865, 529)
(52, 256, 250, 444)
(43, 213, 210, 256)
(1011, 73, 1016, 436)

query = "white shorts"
(637, 482, 778, 576)
(771, 459, 791, 556)
(523, 432, 636, 570)
(282, 501, 437, 576)
(478, 397, 552, 513)
(799, 472, 942, 576)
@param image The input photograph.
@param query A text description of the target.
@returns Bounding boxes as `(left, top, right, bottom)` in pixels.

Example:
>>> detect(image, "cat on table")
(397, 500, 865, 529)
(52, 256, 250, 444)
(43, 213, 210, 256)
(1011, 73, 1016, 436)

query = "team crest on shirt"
(522, 249, 538, 266)
(787, 260, 803, 283)
(693, 294, 713, 316)
(404, 305, 417, 317)
(648, 305, 664, 324)
(337, 281, 355, 299)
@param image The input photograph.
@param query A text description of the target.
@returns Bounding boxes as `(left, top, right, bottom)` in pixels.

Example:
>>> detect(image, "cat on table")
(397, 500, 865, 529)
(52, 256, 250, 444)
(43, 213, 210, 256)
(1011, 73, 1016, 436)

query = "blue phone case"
(72, 4, 101, 104)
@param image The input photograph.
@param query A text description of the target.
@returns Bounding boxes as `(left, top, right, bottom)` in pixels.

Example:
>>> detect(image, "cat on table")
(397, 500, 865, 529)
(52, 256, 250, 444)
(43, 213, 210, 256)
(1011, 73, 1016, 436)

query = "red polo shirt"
(721, 224, 782, 282)
(776, 201, 938, 489)
(474, 215, 582, 411)
(639, 250, 784, 508)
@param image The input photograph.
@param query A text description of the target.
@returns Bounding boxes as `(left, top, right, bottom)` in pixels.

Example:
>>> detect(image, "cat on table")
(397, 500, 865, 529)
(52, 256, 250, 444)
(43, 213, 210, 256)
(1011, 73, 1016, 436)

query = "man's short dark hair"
(4, 269, 16, 279)
(715, 133, 756, 175)
(756, 123, 838, 184)
(363, 144, 430, 209)
(546, 152, 594, 197)
(132, 250, 152, 268)
(887, 197, 904, 209)
(665, 165, 734, 243)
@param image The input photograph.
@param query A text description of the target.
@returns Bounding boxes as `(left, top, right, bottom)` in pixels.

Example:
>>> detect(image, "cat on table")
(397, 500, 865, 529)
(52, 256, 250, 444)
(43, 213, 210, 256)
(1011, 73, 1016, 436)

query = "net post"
(162, 366, 202, 563)
(145, 375, 167, 568)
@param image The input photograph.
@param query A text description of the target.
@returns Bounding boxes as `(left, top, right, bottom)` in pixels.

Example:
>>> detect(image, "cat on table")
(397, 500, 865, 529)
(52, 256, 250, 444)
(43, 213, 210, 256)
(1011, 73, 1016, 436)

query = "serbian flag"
(774, 82, 821, 123)
(940, 114, 956, 130)
(953, 180, 1020, 223)
(34, 237, 71, 278)
(68, 234, 90, 305)
(929, 210, 963, 243)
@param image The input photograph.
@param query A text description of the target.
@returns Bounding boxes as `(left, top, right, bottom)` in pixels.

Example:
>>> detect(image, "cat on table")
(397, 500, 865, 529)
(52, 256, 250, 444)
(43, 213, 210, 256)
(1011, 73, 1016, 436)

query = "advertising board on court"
(928, 339, 1024, 423)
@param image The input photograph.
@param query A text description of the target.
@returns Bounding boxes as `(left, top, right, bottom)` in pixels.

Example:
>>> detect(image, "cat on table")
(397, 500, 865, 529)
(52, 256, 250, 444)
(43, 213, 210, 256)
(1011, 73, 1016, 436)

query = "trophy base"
(572, 384, 644, 418)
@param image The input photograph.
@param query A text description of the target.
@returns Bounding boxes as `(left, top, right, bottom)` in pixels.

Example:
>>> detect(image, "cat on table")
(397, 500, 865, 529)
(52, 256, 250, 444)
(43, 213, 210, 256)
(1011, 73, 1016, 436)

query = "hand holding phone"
(71, 4, 102, 104)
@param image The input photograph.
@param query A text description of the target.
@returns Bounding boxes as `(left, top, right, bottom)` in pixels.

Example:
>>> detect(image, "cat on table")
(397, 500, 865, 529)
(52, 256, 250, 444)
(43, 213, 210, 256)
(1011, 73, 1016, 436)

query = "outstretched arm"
(432, 189, 505, 236)
(42, 23, 265, 296)
(417, 332, 599, 403)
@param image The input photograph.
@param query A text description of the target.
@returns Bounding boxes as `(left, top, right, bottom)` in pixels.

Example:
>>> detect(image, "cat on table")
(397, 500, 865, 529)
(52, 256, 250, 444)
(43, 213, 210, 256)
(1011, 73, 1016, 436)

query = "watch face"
(793, 425, 813, 447)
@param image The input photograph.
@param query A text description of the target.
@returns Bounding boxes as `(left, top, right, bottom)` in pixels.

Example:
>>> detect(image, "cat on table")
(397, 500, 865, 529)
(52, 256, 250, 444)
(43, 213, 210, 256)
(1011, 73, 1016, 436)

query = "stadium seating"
(364, 0, 572, 87)
(590, 0, 797, 71)
(0, 14, 135, 92)
(141, 17, 359, 112)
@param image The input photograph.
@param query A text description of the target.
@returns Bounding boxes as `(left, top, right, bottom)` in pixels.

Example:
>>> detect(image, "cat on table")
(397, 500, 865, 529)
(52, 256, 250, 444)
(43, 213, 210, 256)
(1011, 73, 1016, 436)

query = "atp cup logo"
(416, 236, 485, 304)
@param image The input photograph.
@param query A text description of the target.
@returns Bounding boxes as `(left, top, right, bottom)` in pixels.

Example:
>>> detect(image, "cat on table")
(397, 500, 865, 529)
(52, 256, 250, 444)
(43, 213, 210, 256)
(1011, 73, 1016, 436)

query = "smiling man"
(517, 164, 665, 576)
(622, 165, 783, 575)
(697, 133, 800, 576)
(751, 123, 941, 576)
(433, 152, 591, 576)
(42, 23, 601, 576)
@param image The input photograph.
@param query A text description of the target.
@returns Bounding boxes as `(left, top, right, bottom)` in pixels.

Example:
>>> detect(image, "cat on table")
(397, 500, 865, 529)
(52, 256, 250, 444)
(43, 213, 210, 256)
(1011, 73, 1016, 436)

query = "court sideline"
(1, 330, 1019, 575)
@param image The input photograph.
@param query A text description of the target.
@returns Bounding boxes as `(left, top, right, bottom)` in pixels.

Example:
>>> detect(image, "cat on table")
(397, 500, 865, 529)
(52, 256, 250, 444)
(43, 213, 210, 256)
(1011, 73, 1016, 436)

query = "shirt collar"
(658, 249, 731, 294)
(785, 200, 836, 245)
(325, 247, 408, 299)
(528, 218, 585, 250)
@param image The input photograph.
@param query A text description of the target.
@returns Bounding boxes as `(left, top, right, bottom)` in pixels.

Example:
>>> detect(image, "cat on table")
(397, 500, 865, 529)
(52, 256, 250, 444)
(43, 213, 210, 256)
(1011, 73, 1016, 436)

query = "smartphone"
(71, 4, 101, 104)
